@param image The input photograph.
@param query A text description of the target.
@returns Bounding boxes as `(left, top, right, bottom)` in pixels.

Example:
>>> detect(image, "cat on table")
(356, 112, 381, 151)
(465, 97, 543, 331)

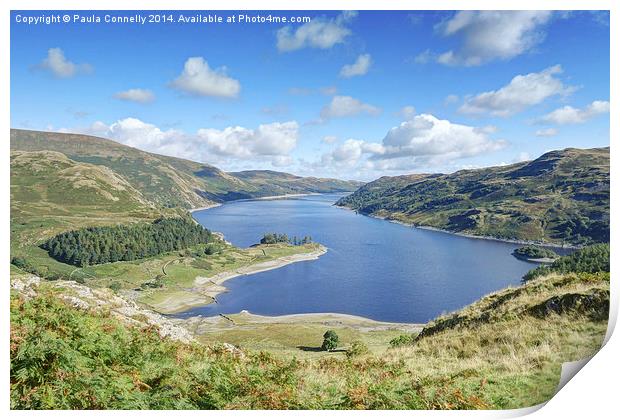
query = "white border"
(2, 1, 616, 419)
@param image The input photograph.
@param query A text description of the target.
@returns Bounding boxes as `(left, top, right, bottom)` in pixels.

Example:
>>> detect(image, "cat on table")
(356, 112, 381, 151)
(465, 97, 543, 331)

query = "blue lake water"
(182, 194, 546, 323)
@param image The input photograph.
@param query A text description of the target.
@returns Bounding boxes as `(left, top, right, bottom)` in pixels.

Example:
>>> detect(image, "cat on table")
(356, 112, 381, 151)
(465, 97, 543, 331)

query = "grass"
(10, 271, 608, 409)
(186, 312, 420, 360)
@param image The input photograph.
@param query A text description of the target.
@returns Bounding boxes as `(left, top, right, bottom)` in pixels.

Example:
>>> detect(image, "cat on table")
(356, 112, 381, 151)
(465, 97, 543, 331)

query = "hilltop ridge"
(10, 129, 362, 208)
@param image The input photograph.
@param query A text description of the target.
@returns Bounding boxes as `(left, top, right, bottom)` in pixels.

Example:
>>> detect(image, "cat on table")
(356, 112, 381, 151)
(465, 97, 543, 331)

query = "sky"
(10, 10, 610, 181)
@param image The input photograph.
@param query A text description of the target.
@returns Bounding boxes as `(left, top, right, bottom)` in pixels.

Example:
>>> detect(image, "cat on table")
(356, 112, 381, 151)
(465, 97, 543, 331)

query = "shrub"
(11, 256, 28, 269)
(346, 340, 369, 358)
(321, 330, 339, 351)
(389, 334, 414, 348)
(204, 243, 222, 255)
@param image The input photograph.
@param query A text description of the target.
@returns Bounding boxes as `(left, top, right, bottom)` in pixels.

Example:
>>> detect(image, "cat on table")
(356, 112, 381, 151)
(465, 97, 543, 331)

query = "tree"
(41, 217, 215, 267)
(321, 330, 339, 351)
(522, 243, 610, 282)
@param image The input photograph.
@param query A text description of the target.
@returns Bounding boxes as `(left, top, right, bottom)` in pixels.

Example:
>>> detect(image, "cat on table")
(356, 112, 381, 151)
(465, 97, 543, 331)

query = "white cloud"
(535, 128, 559, 137)
(276, 12, 356, 52)
(261, 105, 289, 116)
(320, 95, 381, 120)
(339, 54, 372, 78)
(435, 11, 552, 66)
(68, 118, 298, 168)
(288, 86, 337, 96)
(477, 125, 498, 134)
(170, 57, 240, 98)
(320, 86, 338, 96)
(83, 118, 184, 152)
(459, 65, 575, 117)
(538, 100, 610, 125)
(372, 114, 507, 164)
(321, 139, 384, 167)
(114, 88, 155, 104)
(37, 47, 92, 78)
(322, 135, 338, 144)
(271, 155, 295, 167)
(197, 122, 299, 161)
(288, 87, 313, 96)
(318, 114, 507, 172)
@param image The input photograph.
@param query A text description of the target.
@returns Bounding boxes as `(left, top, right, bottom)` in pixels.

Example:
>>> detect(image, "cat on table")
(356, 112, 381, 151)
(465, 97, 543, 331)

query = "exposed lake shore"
(189, 193, 323, 213)
(189, 203, 222, 213)
(183, 310, 423, 334)
(147, 244, 328, 314)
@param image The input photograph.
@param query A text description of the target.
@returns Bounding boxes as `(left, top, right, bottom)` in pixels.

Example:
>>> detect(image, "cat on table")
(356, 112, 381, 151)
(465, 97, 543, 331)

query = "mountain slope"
(11, 150, 164, 245)
(336, 147, 609, 245)
(231, 170, 363, 196)
(10, 129, 361, 208)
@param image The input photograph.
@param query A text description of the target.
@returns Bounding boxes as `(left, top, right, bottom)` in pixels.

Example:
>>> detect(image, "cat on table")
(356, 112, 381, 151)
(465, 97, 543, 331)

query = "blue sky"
(10, 10, 610, 180)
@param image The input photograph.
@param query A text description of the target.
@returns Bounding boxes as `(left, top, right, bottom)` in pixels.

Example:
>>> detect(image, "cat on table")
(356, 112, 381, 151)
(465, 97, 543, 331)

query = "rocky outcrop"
(11, 275, 194, 343)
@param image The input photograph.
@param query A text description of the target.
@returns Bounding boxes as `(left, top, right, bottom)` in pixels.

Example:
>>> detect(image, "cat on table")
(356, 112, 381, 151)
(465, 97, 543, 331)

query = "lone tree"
(321, 330, 339, 352)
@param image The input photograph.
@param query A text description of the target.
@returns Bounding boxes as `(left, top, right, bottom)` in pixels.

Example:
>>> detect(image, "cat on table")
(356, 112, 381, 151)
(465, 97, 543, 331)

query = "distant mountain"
(10, 129, 362, 208)
(230, 170, 363, 196)
(336, 147, 609, 245)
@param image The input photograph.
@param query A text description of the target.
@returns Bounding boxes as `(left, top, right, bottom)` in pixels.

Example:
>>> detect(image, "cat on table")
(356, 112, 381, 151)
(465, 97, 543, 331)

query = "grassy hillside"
(11, 129, 361, 207)
(10, 137, 327, 303)
(11, 150, 169, 280)
(336, 147, 609, 245)
(10, 259, 609, 409)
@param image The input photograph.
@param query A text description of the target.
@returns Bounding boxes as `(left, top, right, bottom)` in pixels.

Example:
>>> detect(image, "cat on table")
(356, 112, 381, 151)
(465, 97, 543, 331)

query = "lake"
(183, 194, 543, 323)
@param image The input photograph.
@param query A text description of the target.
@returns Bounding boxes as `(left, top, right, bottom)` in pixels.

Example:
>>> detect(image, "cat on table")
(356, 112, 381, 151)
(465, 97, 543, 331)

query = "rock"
(10, 276, 195, 344)
(10, 275, 41, 298)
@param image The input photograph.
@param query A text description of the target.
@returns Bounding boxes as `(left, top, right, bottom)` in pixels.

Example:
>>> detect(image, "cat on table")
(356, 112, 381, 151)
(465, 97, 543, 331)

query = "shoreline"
(189, 203, 222, 213)
(335, 204, 580, 249)
(250, 192, 320, 201)
(150, 245, 328, 314)
(181, 310, 423, 333)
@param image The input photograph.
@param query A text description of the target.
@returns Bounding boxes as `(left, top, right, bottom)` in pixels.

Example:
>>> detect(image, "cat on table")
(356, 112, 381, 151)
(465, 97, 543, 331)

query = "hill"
(10, 129, 361, 208)
(9, 132, 333, 295)
(336, 147, 609, 245)
(10, 245, 609, 409)
(231, 170, 363, 196)
(11, 150, 164, 246)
